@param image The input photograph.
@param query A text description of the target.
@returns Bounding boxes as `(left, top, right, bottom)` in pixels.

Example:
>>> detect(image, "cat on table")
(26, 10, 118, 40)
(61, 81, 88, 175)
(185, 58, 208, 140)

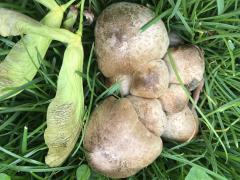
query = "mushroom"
(162, 106, 199, 142)
(84, 96, 164, 178)
(87, 2, 203, 179)
(128, 95, 167, 136)
(159, 84, 189, 114)
(130, 60, 169, 98)
(164, 45, 205, 91)
(95, 2, 169, 94)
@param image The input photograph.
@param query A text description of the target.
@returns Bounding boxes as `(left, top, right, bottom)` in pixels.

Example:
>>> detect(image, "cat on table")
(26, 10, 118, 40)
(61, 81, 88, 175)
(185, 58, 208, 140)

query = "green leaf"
(185, 167, 213, 180)
(76, 164, 91, 180)
(90, 172, 107, 180)
(0, 173, 11, 180)
(216, 0, 224, 15)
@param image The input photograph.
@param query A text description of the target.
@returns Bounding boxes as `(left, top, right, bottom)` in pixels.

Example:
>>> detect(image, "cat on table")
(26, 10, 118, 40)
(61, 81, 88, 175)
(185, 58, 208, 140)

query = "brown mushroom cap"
(162, 106, 199, 142)
(95, 2, 169, 77)
(159, 84, 189, 114)
(164, 45, 205, 91)
(128, 95, 167, 136)
(84, 96, 162, 178)
(130, 60, 169, 98)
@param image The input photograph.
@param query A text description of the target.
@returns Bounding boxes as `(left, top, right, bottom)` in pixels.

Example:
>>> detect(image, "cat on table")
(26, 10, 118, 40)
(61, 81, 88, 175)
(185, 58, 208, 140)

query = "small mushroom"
(84, 96, 162, 178)
(159, 84, 189, 114)
(95, 2, 169, 78)
(164, 45, 205, 91)
(128, 95, 167, 136)
(130, 60, 169, 98)
(162, 106, 199, 142)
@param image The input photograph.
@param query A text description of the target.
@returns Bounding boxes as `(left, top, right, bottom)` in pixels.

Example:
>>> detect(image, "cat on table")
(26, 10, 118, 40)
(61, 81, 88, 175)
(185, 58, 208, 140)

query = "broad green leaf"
(0, 173, 11, 180)
(185, 167, 213, 180)
(76, 164, 91, 180)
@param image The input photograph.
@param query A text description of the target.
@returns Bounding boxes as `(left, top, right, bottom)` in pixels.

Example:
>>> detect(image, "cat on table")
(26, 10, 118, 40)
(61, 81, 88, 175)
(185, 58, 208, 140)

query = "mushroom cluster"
(84, 2, 205, 178)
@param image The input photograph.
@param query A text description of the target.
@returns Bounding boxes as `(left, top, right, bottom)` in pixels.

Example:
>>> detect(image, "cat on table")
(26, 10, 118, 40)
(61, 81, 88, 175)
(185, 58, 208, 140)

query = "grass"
(0, 0, 240, 179)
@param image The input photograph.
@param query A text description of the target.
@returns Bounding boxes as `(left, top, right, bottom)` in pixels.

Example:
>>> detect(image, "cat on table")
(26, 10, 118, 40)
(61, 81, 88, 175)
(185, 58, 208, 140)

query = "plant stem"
(18, 21, 80, 43)
(35, 0, 59, 10)
(76, 0, 85, 37)
(35, 0, 76, 13)
(61, 0, 77, 11)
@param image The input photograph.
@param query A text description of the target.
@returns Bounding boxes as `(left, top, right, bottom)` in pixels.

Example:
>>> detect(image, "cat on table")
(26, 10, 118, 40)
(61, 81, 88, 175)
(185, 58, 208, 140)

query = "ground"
(0, 0, 240, 179)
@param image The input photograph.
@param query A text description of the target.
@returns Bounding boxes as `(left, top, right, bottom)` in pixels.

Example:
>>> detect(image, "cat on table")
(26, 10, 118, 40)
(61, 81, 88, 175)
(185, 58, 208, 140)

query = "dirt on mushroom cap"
(84, 96, 162, 178)
(95, 2, 169, 78)
(130, 60, 170, 98)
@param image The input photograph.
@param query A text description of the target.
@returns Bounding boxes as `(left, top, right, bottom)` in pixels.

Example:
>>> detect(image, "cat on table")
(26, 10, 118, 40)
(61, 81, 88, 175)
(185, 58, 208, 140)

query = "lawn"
(0, 0, 240, 179)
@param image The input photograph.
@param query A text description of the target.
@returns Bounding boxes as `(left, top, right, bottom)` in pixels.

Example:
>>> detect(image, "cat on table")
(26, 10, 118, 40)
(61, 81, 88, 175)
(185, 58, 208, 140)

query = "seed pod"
(162, 106, 199, 142)
(0, 8, 39, 37)
(0, 0, 76, 99)
(164, 45, 205, 91)
(95, 2, 169, 78)
(0, 8, 78, 44)
(84, 96, 162, 178)
(130, 60, 169, 98)
(44, 42, 84, 167)
(159, 84, 189, 114)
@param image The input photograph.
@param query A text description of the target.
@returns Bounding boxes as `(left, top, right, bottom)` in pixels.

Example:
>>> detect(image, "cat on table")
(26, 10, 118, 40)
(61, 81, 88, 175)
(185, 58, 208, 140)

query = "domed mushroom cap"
(162, 106, 199, 142)
(159, 84, 189, 114)
(128, 95, 167, 136)
(84, 96, 162, 178)
(130, 60, 169, 98)
(164, 45, 205, 91)
(95, 2, 169, 77)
